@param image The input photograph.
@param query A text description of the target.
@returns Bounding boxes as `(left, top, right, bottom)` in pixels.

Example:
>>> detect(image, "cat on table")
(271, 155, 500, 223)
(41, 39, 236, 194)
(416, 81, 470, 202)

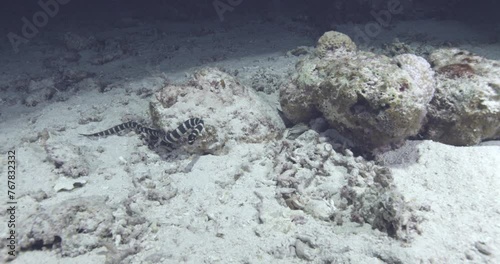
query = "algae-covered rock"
(150, 68, 284, 154)
(425, 48, 500, 145)
(424, 48, 500, 145)
(280, 31, 435, 150)
(279, 79, 320, 124)
(315, 31, 357, 58)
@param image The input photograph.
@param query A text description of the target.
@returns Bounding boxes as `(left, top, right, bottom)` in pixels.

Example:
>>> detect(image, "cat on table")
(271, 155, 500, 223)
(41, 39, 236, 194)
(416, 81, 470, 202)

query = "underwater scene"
(0, 0, 499, 263)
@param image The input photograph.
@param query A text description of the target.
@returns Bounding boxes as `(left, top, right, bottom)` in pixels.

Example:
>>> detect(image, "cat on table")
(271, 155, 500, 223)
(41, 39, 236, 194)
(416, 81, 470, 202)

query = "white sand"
(0, 15, 499, 264)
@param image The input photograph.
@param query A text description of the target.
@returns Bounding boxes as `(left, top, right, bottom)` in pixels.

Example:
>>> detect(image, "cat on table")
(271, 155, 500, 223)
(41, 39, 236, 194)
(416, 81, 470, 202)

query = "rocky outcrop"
(150, 68, 285, 155)
(280, 31, 436, 150)
(424, 48, 500, 145)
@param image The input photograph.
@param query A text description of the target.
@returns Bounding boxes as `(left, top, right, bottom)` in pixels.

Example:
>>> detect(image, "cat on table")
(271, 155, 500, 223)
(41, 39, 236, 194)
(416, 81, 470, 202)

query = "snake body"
(81, 118, 204, 147)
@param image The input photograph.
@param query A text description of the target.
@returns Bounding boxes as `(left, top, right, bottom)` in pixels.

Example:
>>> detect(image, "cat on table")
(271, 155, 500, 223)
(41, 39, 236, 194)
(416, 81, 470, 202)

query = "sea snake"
(81, 118, 204, 148)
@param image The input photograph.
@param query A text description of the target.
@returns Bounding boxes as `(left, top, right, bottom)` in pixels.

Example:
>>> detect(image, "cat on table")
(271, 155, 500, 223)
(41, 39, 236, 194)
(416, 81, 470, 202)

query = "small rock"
(288, 46, 310, 56)
(474, 241, 492, 256)
(44, 143, 90, 178)
(295, 239, 315, 261)
(64, 32, 97, 51)
(284, 123, 309, 140)
(303, 199, 335, 221)
(464, 250, 474, 260)
(54, 177, 87, 192)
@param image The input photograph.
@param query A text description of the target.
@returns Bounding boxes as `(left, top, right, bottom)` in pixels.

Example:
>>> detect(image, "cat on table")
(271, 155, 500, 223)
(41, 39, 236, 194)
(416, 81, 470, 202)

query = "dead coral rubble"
(16, 196, 146, 258)
(44, 142, 90, 178)
(271, 128, 421, 241)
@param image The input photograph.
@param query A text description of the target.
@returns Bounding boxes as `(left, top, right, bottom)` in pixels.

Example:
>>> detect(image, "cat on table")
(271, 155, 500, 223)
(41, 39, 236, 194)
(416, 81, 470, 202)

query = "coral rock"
(425, 48, 500, 145)
(315, 31, 357, 58)
(63, 32, 97, 52)
(150, 68, 285, 154)
(280, 32, 435, 150)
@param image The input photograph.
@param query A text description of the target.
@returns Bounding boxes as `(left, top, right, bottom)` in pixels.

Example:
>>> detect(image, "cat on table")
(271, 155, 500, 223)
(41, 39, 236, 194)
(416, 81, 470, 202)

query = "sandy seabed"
(0, 14, 499, 264)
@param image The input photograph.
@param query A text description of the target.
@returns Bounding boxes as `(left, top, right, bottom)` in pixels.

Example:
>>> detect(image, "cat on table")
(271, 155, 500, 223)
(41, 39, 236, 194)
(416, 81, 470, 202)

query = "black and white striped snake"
(81, 118, 204, 148)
